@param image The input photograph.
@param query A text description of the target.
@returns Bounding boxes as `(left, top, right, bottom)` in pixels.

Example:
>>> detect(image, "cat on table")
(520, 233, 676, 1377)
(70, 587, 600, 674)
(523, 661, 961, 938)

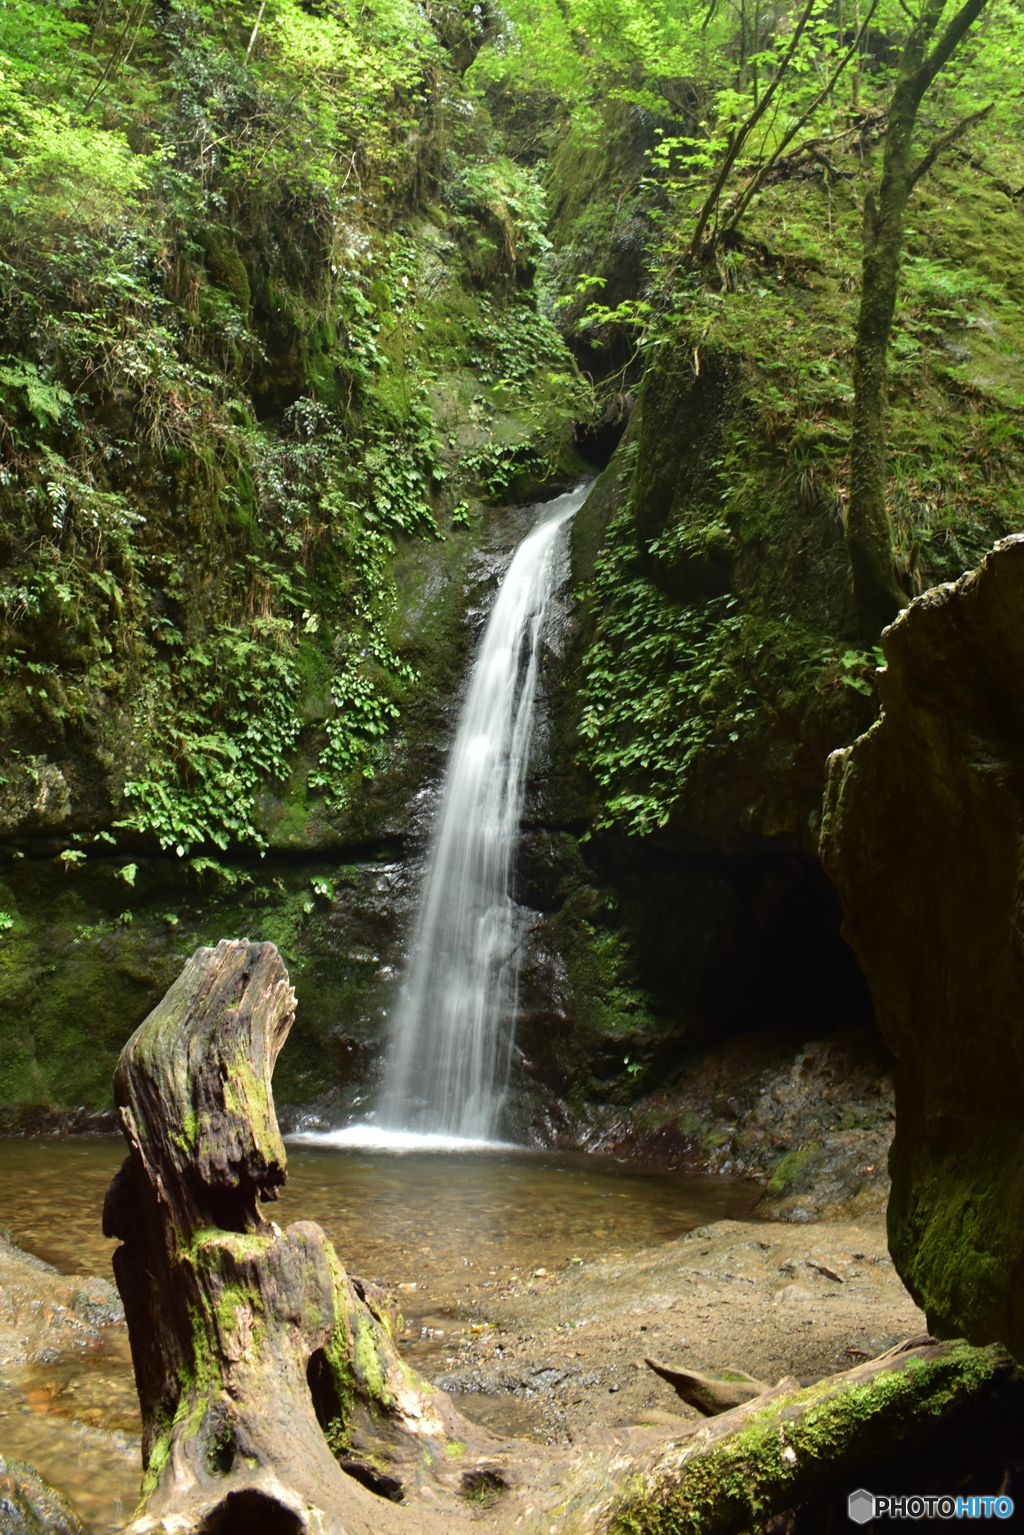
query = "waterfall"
(375, 483, 591, 1143)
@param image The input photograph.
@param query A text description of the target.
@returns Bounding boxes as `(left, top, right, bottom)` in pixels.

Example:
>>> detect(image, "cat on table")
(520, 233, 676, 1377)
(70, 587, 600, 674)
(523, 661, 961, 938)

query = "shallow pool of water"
(0, 1136, 759, 1530)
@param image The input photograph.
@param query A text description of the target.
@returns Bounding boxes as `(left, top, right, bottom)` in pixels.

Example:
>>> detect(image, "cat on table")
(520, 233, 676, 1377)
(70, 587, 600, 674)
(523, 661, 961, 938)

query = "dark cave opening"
(589, 835, 875, 1052)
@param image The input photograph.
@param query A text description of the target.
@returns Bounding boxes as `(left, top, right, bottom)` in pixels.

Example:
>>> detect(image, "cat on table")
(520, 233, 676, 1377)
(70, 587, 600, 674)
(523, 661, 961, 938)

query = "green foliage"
(0, 0, 584, 857)
(467, 294, 565, 391)
(0, 362, 72, 428)
(452, 155, 552, 272)
(463, 441, 548, 497)
(119, 619, 303, 854)
(308, 642, 413, 812)
(577, 509, 757, 834)
(0, 1, 87, 75)
(839, 647, 885, 696)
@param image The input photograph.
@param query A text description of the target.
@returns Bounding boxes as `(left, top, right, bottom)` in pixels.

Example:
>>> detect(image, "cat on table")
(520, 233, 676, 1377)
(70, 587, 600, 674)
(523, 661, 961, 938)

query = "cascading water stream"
(371, 482, 591, 1143)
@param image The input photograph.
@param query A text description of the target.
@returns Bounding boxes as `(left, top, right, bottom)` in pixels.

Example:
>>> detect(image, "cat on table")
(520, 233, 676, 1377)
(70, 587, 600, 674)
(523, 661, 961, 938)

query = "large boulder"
(820, 534, 1024, 1359)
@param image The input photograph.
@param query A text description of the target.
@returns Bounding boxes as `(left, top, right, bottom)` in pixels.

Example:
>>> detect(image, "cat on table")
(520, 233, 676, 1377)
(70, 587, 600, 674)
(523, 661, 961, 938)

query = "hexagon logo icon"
(847, 1489, 875, 1524)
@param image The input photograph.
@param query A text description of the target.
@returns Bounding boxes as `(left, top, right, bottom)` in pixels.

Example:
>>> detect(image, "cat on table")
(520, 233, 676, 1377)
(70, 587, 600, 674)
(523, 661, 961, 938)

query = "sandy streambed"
(404, 1216, 926, 1443)
(0, 1213, 927, 1529)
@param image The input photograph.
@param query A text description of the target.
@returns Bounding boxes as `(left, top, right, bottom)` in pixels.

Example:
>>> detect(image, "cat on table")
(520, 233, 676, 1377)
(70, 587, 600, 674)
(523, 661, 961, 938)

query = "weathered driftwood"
(643, 1359, 775, 1416)
(103, 939, 514, 1535)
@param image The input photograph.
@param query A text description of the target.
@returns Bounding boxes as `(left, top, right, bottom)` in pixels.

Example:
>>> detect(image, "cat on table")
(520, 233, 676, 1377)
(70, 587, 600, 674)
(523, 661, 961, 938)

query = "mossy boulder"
(821, 535, 1024, 1360)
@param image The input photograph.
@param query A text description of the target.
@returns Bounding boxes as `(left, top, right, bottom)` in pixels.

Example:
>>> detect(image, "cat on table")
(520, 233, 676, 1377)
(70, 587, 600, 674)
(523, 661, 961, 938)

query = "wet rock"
(0, 1232, 123, 1367)
(821, 534, 1024, 1360)
(434, 1361, 601, 1399)
(584, 1024, 894, 1220)
(513, 829, 586, 912)
(0, 758, 72, 837)
(0, 1454, 84, 1535)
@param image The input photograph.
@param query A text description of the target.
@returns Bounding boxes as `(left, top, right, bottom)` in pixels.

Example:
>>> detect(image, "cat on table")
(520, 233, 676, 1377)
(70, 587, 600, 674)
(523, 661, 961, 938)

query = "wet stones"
(0, 1233, 122, 1368)
(0, 1454, 84, 1535)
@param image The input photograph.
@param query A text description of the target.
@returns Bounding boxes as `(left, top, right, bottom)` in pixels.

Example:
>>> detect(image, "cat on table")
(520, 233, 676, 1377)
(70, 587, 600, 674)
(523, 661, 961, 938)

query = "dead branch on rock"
(643, 1358, 776, 1415)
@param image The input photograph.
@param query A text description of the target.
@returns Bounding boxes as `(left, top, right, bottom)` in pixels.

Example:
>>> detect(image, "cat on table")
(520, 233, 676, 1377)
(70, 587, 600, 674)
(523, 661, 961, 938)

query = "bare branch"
(909, 101, 994, 186)
(245, 0, 268, 60)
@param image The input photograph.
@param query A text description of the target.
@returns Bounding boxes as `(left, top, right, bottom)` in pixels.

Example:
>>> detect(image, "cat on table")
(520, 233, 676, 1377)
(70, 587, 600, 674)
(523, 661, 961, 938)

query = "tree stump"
(102, 939, 509, 1535)
(101, 939, 1024, 1535)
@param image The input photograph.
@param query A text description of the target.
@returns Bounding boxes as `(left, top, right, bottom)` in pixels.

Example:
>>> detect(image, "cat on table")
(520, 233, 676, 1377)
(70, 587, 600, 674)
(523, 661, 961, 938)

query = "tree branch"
(245, 0, 267, 60)
(910, 101, 993, 186)
(688, 0, 821, 261)
(916, 0, 991, 95)
(724, 0, 880, 232)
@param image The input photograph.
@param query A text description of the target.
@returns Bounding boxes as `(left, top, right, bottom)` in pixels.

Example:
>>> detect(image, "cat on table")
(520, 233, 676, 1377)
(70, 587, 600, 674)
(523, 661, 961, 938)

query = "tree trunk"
(846, 0, 991, 639)
(102, 938, 508, 1535)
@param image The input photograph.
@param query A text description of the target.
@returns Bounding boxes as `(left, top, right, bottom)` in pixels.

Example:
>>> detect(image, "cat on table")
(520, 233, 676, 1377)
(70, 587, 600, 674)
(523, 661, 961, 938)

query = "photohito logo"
(848, 1490, 1015, 1522)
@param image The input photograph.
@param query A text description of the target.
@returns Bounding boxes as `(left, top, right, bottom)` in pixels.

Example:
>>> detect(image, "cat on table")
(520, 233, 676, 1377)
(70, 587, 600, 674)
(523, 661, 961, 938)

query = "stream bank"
(426, 1216, 923, 1446)
(0, 1138, 920, 1533)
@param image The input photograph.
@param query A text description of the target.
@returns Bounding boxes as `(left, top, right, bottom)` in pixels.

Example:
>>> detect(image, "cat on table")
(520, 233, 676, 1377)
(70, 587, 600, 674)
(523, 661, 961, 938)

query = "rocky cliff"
(821, 535, 1024, 1356)
(5, 3, 1024, 1159)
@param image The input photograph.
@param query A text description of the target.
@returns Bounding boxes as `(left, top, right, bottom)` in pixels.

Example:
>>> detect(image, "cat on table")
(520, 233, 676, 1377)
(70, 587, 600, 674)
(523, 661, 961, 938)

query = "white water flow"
(377, 483, 591, 1143)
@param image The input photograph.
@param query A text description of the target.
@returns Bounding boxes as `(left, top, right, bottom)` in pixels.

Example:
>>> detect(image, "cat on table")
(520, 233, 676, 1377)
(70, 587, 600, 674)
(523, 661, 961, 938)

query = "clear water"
(0, 1136, 758, 1530)
(379, 484, 590, 1139)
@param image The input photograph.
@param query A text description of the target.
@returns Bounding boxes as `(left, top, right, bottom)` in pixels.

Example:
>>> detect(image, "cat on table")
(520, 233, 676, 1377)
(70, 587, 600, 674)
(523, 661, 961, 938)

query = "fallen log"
(102, 938, 513, 1535)
(600, 1337, 1024, 1535)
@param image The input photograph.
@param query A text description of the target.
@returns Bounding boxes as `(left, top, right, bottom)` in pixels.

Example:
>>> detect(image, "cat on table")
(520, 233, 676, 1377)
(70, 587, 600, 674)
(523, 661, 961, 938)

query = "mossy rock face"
(0, 851, 414, 1123)
(631, 345, 739, 601)
(197, 228, 252, 315)
(821, 536, 1024, 1360)
(545, 96, 664, 367)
